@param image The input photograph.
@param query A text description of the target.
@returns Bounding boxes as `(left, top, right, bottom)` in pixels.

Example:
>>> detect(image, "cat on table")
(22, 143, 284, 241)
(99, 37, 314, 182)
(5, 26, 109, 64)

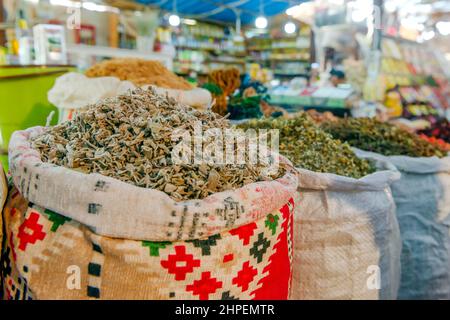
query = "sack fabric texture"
(0, 164, 7, 266)
(292, 154, 402, 300)
(1, 127, 298, 300)
(355, 149, 450, 300)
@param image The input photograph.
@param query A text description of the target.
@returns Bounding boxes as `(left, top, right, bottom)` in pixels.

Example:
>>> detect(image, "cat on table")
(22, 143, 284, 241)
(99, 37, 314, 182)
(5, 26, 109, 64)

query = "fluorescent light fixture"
(50, 0, 81, 8)
(255, 16, 268, 29)
(286, 5, 297, 16)
(436, 21, 450, 36)
(422, 30, 435, 41)
(384, 0, 397, 13)
(182, 18, 197, 25)
(169, 14, 181, 27)
(270, 79, 280, 86)
(50, 0, 119, 13)
(83, 2, 108, 12)
(348, 0, 373, 23)
(284, 21, 296, 34)
(401, 17, 426, 31)
(286, 1, 315, 24)
(329, 0, 344, 5)
(351, 10, 367, 22)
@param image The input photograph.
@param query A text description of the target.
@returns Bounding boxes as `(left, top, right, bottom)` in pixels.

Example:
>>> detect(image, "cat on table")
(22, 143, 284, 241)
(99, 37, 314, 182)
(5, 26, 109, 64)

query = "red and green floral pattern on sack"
(2, 185, 294, 300)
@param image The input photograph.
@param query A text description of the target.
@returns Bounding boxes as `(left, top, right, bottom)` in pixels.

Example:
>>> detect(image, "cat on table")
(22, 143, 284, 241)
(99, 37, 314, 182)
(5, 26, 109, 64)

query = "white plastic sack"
(48, 72, 135, 110)
(355, 149, 450, 300)
(149, 86, 212, 110)
(48, 73, 212, 123)
(292, 155, 402, 300)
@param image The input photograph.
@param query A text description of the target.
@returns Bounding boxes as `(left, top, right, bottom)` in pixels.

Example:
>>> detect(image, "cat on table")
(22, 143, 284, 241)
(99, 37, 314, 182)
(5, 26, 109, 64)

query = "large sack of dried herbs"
(324, 118, 450, 299)
(1, 88, 297, 300)
(238, 115, 402, 300)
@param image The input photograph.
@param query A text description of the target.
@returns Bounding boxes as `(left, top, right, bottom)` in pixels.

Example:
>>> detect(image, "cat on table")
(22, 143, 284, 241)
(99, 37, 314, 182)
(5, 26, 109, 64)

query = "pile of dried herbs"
(32, 88, 283, 201)
(85, 58, 193, 90)
(237, 114, 375, 179)
(322, 117, 448, 158)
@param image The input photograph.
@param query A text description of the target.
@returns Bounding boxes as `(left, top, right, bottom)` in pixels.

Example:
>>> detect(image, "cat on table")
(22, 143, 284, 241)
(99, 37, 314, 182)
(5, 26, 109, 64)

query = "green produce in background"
(238, 113, 374, 179)
(201, 82, 223, 96)
(322, 117, 447, 158)
(228, 94, 263, 120)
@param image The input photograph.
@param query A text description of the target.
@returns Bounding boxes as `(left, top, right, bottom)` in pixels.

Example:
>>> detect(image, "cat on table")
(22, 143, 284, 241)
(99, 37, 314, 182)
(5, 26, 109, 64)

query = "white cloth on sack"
(47, 72, 135, 110)
(48, 72, 212, 113)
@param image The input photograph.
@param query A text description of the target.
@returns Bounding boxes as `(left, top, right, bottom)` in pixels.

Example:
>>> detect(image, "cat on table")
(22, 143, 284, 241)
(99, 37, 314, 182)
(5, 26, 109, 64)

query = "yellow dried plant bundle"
(85, 58, 193, 90)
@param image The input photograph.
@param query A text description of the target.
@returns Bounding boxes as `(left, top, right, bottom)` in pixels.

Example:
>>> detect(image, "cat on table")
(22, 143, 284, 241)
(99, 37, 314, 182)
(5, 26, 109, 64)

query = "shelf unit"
(67, 44, 175, 70)
(245, 31, 313, 80)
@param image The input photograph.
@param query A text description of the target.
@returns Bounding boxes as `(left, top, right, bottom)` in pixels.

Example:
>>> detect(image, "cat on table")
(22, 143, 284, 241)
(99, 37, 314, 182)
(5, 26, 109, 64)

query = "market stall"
(0, 0, 449, 302)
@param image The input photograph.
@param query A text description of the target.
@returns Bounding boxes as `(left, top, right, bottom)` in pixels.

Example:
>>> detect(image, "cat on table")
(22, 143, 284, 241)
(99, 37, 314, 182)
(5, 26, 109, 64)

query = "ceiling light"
(422, 30, 435, 41)
(50, 0, 80, 8)
(284, 21, 296, 34)
(169, 14, 181, 27)
(182, 18, 197, 26)
(255, 16, 268, 29)
(436, 21, 450, 36)
(384, 0, 397, 13)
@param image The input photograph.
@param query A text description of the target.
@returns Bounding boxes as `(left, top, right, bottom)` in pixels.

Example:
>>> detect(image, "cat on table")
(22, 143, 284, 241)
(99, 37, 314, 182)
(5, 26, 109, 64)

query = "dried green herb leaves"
(32, 88, 283, 201)
(238, 114, 374, 179)
(322, 117, 447, 158)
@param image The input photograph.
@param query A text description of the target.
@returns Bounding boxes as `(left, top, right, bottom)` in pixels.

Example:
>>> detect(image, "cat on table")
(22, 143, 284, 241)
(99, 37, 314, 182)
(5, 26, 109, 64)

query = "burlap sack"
(355, 149, 450, 300)
(291, 155, 402, 300)
(1, 127, 297, 300)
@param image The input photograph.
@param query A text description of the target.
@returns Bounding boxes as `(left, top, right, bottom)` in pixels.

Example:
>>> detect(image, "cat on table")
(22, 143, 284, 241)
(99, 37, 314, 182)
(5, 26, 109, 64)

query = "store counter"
(0, 64, 75, 170)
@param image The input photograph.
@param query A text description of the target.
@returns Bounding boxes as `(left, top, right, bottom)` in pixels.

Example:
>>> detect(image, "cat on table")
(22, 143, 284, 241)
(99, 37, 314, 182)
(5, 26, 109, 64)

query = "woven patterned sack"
(292, 155, 402, 300)
(1, 127, 297, 300)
